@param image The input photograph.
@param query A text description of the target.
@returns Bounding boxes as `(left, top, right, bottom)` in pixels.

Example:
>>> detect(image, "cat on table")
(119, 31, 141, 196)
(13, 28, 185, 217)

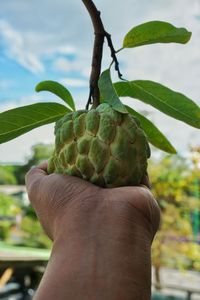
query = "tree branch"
(82, 0, 105, 109)
(82, 0, 123, 109)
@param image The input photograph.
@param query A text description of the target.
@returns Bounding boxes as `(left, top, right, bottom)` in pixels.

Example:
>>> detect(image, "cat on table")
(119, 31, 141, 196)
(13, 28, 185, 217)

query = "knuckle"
(25, 170, 43, 203)
(26, 179, 39, 201)
(25, 167, 37, 184)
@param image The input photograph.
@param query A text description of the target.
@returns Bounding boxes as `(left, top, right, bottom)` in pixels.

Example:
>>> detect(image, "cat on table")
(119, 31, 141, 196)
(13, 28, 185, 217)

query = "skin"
(25, 162, 160, 300)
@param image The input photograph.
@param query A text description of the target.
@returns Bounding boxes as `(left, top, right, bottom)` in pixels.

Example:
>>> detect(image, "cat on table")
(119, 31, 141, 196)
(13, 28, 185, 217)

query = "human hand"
(26, 162, 160, 300)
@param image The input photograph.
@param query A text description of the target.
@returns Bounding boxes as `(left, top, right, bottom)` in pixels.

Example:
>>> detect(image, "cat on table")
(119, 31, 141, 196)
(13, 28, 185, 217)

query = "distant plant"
(20, 216, 52, 249)
(26, 143, 54, 167)
(12, 143, 54, 184)
(150, 153, 200, 287)
(0, 193, 20, 217)
(0, 166, 17, 185)
(0, 193, 21, 240)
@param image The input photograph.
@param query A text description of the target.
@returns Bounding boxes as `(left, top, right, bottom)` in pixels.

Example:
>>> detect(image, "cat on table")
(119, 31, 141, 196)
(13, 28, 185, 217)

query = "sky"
(0, 0, 200, 163)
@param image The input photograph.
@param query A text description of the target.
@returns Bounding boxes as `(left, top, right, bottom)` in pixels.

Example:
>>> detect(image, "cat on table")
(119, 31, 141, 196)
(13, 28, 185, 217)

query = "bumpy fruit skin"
(48, 103, 150, 188)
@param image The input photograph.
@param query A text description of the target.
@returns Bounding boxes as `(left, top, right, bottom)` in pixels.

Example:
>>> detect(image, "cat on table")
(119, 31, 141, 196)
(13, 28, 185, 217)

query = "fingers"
(25, 161, 48, 199)
(36, 161, 48, 172)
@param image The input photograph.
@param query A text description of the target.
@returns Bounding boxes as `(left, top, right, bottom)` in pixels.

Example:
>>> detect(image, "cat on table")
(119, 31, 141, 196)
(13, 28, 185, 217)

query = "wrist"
(43, 234, 151, 300)
(35, 191, 155, 300)
(49, 205, 152, 299)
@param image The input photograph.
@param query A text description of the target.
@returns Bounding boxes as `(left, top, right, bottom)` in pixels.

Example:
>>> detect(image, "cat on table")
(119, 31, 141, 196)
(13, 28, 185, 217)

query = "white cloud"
(0, 20, 44, 73)
(0, 19, 76, 74)
(53, 57, 91, 78)
(0, 93, 49, 113)
(60, 78, 88, 88)
(0, 124, 55, 163)
(53, 57, 76, 73)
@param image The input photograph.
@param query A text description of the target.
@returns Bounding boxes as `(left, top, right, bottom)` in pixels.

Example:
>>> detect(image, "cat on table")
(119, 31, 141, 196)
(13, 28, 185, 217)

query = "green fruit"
(48, 103, 150, 188)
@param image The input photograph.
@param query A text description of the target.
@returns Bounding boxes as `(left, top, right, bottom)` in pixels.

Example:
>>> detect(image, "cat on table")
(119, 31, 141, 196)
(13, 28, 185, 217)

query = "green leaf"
(98, 69, 128, 114)
(123, 21, 192, 48)
(126, 105, 177, 154)
(36, 80, 76, 111)
(114, 80, 200, 128)
(0, 102, 70, 144)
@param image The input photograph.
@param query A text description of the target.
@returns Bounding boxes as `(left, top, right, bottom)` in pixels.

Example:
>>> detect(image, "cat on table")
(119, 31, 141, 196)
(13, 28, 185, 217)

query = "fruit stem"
(82, 0, 123, 109)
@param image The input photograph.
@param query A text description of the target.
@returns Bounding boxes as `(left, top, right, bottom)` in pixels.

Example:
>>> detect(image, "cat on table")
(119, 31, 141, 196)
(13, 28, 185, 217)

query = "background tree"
(150, 152, 200, 287)
(0, 166, 17, 185)
(14, 143, 54, 184)
(0, 193, 21, 240)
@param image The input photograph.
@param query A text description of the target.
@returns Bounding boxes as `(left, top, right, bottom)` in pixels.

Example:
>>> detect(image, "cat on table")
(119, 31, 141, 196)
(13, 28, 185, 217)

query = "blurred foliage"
(20, 216, 52, 249)
(0, 193, 21, 240)
(150, 149, 200, 285)
(19, 202, 51, 248)
(0, 192, 21, 217)
(0, 143, 54, 185)
(26, 143, 54, 166)
(15, 143, 54, 184)
(0, 193, 51, 248)
(0, 166, 17, 185)
(0, 143, 53, 248)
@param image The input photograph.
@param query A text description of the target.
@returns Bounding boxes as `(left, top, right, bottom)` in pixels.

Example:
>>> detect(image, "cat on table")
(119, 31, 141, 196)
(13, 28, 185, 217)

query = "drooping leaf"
(98, 69, 128, 114)
(36, 80, 76, 111)
(114, 80, 200, 128)
(123, 21, 192, 48)
(126, 105, 177, 154)
(0, 102, 71, 144)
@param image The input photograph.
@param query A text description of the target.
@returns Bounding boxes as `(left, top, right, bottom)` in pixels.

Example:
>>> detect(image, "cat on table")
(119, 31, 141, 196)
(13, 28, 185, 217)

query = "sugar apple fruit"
(48, 103, 150, 188)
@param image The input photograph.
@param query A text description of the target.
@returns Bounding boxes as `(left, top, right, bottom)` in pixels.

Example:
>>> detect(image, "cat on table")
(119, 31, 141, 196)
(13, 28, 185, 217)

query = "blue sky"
(0, 0, 200, 163)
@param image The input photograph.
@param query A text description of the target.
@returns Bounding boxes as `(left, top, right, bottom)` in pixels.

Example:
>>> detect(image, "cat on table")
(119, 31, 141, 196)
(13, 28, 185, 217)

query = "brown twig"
(82, 0, 105, 109)
(82, 0, 123, 109)
(104, 32, 123, 80)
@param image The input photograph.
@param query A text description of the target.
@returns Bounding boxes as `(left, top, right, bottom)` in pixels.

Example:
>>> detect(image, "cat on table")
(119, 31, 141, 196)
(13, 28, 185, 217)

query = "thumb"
(25, 161, 48, 201)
